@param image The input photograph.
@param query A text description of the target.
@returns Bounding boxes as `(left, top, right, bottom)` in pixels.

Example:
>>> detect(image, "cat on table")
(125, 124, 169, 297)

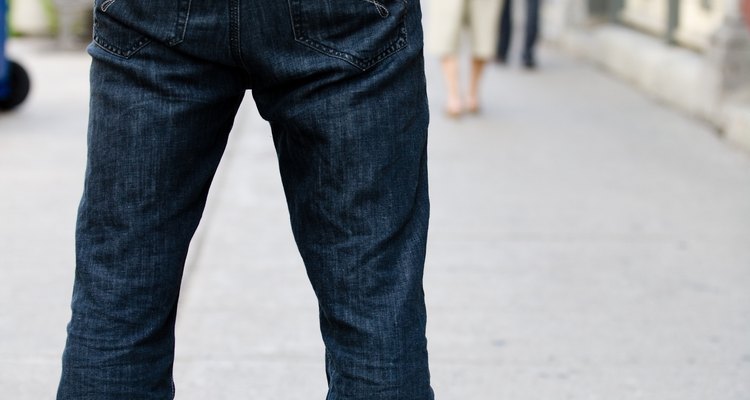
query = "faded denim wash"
(57, 0, 432, 399)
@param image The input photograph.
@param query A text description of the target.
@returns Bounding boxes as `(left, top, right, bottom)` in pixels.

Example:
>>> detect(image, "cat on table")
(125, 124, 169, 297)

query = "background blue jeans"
(57, 0, 432, 399)
(497, 0, 540, 64)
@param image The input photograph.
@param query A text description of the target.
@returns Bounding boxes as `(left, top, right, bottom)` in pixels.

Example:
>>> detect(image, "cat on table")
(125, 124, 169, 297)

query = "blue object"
(0, 0, 29, 110)
(57, 1, 432, 398)
(0, 0, 10, 99)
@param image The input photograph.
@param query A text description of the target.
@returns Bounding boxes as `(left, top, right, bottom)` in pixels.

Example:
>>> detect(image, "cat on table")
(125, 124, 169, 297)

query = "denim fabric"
(497, 0, 540, 62)
(57, 0, 432, 399)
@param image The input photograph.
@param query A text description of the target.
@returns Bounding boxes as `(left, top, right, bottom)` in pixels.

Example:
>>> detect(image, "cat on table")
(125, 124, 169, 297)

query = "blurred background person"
(427, 0, 504, 117)
(497, 0, 540, 69)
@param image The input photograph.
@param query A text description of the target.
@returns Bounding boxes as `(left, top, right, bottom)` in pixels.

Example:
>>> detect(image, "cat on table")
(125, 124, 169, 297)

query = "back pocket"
(93, 0, 192, 58)
(289, 0, 408, 71)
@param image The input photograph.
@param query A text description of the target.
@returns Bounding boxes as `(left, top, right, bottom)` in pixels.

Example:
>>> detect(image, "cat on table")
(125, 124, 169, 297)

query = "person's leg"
(57, 2, 245, 398)
(247, 0, 432, 398)
(468, 0, 503, 111)
(468, 57, 488, 113)
(426, 0, 466, 116)
(523, 0, 541, 68)
(497, 0, 513, 63)
(441, 55, 463, 117)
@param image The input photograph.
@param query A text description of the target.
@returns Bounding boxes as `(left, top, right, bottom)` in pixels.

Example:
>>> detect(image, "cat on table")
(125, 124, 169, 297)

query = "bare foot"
(466, 96, 480, 114)
(445, 97, 463, 118)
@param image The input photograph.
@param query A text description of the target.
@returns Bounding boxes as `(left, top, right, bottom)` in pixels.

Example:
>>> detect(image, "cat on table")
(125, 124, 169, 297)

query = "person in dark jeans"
(56, 1, 434, 399)
(497, 0, 541, 68)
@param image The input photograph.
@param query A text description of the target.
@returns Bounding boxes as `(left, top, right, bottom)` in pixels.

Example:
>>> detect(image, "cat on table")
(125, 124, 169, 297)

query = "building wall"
(544, 0, 750, 150)
(675, 0, 727, 50)
(9, 0, 50, 36)
(591, 0, 734, 50)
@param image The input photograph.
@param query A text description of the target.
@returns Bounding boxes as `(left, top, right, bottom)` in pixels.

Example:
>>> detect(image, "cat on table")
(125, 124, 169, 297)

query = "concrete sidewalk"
(1, 39, 749, 399)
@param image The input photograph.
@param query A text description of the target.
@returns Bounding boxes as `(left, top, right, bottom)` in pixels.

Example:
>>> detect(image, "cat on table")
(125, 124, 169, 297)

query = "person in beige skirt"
(427, 0, 504, 117)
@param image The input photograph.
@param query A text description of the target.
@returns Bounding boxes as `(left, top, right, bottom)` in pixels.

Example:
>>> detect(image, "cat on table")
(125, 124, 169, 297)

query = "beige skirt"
(425, 0, 504, 60)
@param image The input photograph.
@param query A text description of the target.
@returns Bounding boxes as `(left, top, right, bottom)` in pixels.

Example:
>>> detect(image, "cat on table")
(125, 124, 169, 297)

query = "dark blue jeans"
(497, 0, 540, 63)
(57, 1, 432, 399)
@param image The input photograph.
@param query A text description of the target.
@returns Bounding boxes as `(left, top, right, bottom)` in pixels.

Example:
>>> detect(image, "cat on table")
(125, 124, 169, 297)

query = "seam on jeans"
(100, 0, 117, 12)
(288, 0, 409, 71)
(361, 0, 389, 18)
(229, 0, 248, 69)
(95, 0, 190, 52)
(168, 0, 193, 46)
(325, 350, 339, 398)
(93, 33, 151, 58)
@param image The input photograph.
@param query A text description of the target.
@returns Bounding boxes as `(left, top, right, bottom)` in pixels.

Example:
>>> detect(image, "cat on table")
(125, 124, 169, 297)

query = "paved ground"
(1, 38, 750, 399)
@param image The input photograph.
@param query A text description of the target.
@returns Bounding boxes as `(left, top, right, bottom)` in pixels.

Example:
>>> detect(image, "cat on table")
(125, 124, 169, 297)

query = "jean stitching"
(288, 0, 408, 71)
(361, 0, 389, 18)
(229, 0, 247, 69)
(95, 0, 190, 55)
(100, 0, 116, 12)
(93, 33, 151, 58)
(168, 0, 193, 46)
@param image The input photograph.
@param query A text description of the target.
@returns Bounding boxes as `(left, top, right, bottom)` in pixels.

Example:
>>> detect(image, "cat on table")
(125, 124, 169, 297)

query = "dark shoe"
(522, 54, 537, 70)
